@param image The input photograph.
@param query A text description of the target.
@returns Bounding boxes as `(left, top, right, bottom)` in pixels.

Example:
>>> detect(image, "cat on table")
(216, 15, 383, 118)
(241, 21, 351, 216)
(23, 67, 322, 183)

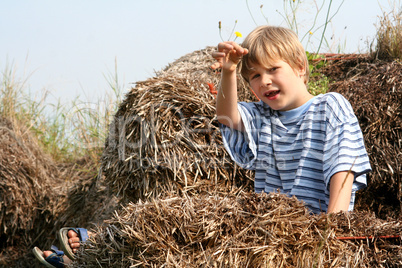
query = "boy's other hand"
(211, 42, 248, 72)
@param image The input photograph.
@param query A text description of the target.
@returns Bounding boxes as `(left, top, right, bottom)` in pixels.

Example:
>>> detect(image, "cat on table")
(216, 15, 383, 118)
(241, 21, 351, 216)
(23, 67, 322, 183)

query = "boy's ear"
(296, 66, 306, 77)
(296, 60, 307, 77)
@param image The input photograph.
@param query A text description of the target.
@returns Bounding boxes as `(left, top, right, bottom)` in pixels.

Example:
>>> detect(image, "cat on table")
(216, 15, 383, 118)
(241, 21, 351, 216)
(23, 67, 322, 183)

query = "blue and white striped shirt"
(220, 92, 371, 214)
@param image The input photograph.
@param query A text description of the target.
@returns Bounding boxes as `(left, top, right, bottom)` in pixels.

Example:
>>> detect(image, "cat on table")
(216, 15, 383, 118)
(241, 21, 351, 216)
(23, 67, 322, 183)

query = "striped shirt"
(220, 92, 371, 214)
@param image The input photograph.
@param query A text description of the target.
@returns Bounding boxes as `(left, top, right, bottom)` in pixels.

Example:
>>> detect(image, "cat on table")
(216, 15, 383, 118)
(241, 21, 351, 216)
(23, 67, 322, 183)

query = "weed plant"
(0, 62, 122, 164)
(308, 73, 329, 96)
(243, 0, 338, 95)
(246, 0, 345, 53)
(306, 52, 329, 95)
(375, 1, 402, 60)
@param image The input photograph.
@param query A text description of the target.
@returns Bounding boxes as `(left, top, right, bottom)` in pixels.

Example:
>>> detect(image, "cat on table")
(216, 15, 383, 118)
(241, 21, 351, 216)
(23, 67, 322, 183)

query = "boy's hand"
(211, 42, 248, 72)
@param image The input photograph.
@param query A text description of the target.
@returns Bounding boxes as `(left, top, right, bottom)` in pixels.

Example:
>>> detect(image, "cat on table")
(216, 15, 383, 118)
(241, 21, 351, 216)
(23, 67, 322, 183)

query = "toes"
(67, 230, 79, 239)
(66, 229, 93, 253)
(69, 241, 81, 250)
(43, 250, 53, 258)
(68, 237, 80, 244)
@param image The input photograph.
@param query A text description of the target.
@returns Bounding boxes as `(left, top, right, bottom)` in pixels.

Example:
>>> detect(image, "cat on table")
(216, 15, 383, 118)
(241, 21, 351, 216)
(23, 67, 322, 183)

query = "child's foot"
(58, 227, 92, 259)
(67, 229, 81, 254)
(67, 228, 94, 253)
(33, 246, 71, 268)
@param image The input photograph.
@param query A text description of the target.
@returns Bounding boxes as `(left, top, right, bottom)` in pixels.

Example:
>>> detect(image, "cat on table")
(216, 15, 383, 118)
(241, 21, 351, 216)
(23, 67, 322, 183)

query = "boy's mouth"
(265, 90, 280, 99)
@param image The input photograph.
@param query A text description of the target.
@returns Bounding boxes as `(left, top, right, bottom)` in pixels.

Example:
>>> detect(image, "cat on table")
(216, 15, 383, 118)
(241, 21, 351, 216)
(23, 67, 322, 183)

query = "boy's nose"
(261, 75, 272, 87)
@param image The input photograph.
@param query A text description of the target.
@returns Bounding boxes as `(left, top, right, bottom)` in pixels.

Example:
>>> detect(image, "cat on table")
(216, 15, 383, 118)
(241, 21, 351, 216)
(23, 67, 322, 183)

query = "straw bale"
(320, 57, 402, 219)
(156, 46, 253, 101)
(0, 117, 117, 266)
(0, 117, 62, 243)
(156, 47, 218, 81)
(100, 47, 257, 203)
(0, 117, 67, 266)
(72, 192, 402, 267)
(0, 117, 116, 233)
(54, 160, 120, 229)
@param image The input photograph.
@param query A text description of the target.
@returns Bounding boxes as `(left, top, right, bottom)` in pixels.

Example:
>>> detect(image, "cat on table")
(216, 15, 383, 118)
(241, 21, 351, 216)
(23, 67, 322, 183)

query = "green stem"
(301, 0, 325, 44)
(228, 20, 238, 41)
(260, 5, 269, 24)
(291, 0, 299, 35)
(317, 0, 333, 53)
(246, 0, 258, 26)
(219, 21, 224, 42)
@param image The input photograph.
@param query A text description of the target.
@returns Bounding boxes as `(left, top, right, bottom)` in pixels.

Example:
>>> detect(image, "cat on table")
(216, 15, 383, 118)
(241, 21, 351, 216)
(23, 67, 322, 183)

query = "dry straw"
(89, 48, 402, 267)
(100, 47, 257, 203)
(0, 117, 61, 242)
(72, 191, 402, 267)
(0, 117, 117, 266)
(1, 46, 401, 266)
(375, 7, 402, 61)
(0, 117, 69, 266)
(319, 56, 402, 219)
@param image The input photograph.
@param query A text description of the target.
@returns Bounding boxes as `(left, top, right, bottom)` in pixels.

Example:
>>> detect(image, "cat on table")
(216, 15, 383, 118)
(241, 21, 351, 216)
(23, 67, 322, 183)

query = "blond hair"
(240, 25, 309, 84)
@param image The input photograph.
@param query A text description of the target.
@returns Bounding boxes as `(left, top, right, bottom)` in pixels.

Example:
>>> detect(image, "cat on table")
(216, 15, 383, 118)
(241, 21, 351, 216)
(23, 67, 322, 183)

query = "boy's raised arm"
(211, 42, 248, 131)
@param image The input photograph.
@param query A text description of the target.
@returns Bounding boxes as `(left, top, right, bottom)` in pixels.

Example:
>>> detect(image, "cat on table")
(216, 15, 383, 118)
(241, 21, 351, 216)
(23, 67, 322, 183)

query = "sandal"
(33, 245, 66, 268)
(58, 227, 89, 260)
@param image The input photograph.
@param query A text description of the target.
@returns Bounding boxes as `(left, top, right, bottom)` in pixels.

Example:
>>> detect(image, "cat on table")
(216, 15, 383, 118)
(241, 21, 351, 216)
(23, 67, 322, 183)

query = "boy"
(211, 25, 371, 214)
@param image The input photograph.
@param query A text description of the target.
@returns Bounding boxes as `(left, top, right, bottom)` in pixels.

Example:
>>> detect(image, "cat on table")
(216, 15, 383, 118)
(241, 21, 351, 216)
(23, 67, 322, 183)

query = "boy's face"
(247, 60, 310, 111)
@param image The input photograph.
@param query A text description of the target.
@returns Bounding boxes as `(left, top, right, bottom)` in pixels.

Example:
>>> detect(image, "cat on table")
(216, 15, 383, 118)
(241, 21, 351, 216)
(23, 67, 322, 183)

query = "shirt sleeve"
(323, 93, 371, 191)
(219, 102, 262, 170)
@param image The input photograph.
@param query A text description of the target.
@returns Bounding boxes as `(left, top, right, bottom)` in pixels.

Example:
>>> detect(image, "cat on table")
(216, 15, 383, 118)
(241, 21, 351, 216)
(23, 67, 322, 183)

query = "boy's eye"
(250, 74, 260, 80)
(269, 67, 278, 72)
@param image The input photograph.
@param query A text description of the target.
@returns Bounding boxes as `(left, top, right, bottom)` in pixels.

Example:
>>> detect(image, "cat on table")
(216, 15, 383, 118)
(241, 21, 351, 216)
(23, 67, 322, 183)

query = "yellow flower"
(235, 31, 242, 38)
(309, 31, 313, 35)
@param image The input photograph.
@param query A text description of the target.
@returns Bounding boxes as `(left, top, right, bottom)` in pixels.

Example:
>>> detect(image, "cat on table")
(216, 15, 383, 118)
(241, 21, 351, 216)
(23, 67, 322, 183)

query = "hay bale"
(321, 57, 402, 219)
(156, 46, 253, 101)
(72, 192, 402, 267)
(0, 117, 67, 266)
(156, 47, 218, 81)
(100, 47, 257, 202)
(54, 160, 120, 229)
(0, 116, 117, 235)
(0, 117, 61, 243)
(0, 117, 118, 266)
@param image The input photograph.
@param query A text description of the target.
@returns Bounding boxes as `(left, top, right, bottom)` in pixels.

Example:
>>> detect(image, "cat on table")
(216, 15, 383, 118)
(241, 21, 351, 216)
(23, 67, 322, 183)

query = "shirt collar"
(278, 96, 317, 121)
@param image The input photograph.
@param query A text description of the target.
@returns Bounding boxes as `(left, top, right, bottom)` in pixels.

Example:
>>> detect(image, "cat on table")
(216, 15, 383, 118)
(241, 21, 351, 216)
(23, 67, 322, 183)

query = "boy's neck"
(300, 91, 314, 105)
(280, 84, 314, 112)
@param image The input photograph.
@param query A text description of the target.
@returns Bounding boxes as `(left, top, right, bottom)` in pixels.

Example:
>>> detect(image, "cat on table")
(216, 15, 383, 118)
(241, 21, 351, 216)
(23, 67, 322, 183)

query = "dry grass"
(319, 54, 402, 220)
(72, 192, 402, 267)
(375, 5, 402, 60)
(0, 116, 118, 267)
(0, 68, 120, 266)
(1, 44, 401, 267)
(100, 47, 257, 203)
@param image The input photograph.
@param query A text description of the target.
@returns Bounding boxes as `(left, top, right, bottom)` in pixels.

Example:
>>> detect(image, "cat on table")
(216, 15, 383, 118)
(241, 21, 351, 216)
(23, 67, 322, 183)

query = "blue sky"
(1, 0, 386, 104)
